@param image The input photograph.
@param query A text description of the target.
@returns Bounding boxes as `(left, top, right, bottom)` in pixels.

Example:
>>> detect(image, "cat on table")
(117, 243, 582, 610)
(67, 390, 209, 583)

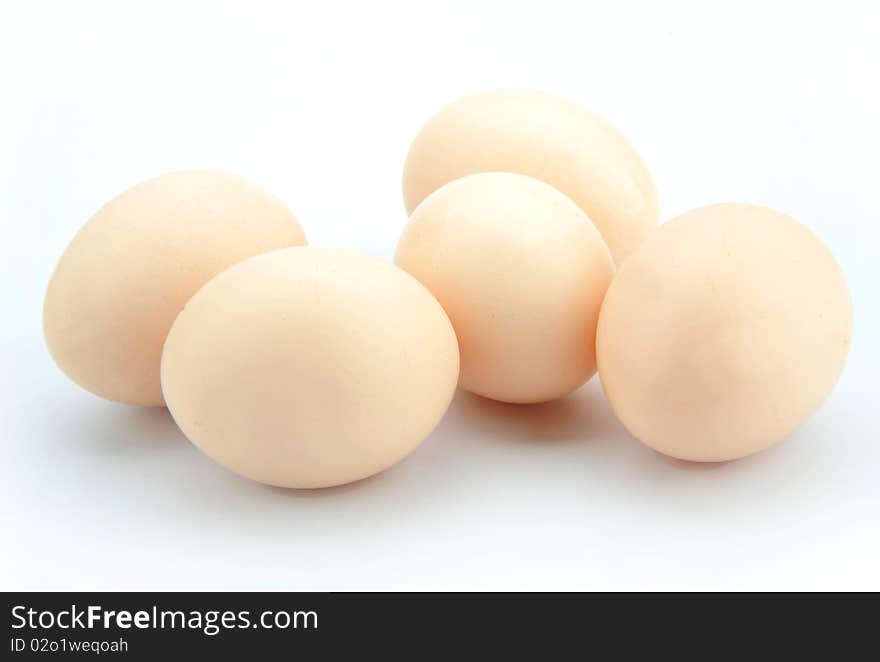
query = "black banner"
(2, 592, 870, 657)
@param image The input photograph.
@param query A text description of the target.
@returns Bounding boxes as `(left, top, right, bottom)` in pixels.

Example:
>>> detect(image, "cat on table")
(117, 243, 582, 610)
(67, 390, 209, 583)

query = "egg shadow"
(447, 381, 622, 447)
(656, 454, 732, 472)
(56, 399, 189, 453)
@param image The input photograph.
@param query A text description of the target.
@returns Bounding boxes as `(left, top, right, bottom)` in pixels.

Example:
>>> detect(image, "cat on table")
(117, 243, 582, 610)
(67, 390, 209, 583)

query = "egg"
(597, 203, 852, 462)
(43, 170, 306, 406)
(402, 88, 658, 263)
(396, 172, 614, 404)
(160, 246, 459, 488)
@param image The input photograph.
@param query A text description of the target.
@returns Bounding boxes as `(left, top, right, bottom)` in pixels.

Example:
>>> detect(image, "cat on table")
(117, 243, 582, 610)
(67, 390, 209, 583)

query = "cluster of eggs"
(44, 89, 852, 487)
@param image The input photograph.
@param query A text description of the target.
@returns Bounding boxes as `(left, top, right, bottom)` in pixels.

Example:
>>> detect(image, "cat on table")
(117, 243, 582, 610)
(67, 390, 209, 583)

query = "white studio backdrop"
(1, 0, 878, 590)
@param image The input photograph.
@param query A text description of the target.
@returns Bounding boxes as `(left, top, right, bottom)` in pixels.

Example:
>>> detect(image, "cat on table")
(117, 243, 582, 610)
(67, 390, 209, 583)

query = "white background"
(2, 0, 878, 590)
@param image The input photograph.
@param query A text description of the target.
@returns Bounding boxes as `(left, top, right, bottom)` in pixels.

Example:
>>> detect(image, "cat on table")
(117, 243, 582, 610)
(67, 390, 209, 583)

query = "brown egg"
(43, 170, 306, 406)
(396, 172, 614, 404)
(402, 88, 658, 263)
(597, 203, 852, 461)
(161, 247, 459, 488)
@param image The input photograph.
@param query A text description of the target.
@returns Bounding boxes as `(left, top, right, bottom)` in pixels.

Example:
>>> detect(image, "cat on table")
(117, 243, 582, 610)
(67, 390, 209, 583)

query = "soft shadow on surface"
(448, 382, 621, 446)
(655, 455, 734, 472)
(63, 400, 189, 452)
(54, 380, 795, 510)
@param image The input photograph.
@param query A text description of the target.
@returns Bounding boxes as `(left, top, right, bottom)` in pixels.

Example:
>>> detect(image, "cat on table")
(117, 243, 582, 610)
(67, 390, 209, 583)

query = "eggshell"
(44, 170, 306, 406)
(597, 203, 852, 462)
(396, 172, 614, 404)
(402, 88, 658, 263)
(160, 246, 459, 488)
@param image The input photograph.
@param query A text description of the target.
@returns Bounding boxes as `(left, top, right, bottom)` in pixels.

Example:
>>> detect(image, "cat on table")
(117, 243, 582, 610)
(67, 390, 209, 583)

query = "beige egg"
(396, 172, 613, 404)
(402, 88, 658, 263)
(160, 246, 459, 488)
(44, 170, 306, 406)
(597, 203, 852, 462)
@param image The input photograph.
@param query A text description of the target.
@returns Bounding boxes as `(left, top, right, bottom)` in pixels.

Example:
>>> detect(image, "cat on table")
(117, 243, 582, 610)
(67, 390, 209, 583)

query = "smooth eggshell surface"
(597, 203, 852, 462)
(43, 170, 306, 406)
(160, 247, 460, 489)
(396, 172, 614, 404)
(402, 88, 658, 263)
